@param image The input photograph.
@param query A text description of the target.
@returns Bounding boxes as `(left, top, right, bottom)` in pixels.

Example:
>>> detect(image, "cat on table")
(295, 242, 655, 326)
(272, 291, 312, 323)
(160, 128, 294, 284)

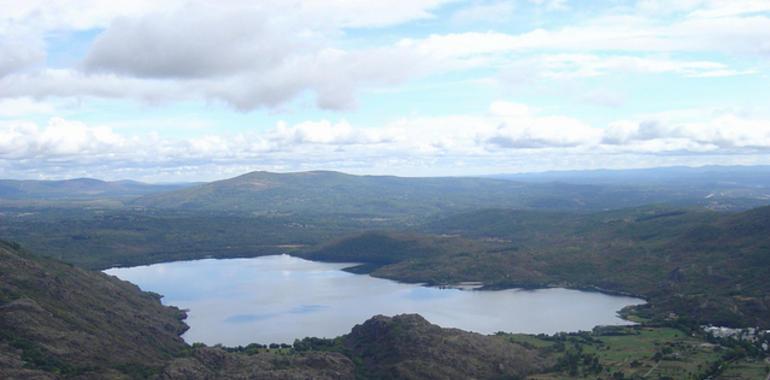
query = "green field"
(507, 326, 769, 379)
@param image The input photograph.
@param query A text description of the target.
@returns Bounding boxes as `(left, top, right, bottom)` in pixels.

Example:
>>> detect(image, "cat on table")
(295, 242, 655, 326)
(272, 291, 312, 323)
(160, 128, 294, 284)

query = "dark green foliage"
(0, 208, 380, 269)
(306, 231, 447, 265)
(310, 206, 770, 328)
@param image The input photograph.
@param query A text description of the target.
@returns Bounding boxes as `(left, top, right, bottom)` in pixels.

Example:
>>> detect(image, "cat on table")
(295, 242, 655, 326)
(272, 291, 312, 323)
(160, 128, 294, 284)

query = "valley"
(1, 169, 770, 379)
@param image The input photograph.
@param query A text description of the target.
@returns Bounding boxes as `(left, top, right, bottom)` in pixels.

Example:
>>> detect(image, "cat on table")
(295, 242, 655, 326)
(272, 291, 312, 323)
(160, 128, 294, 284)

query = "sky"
(1, 0, 769, 182)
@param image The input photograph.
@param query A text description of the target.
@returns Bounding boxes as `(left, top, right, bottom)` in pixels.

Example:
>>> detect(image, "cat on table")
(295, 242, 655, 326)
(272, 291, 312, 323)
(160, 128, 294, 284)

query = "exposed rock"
(343, 314, 547, 380)
(0, 241, 188, 377)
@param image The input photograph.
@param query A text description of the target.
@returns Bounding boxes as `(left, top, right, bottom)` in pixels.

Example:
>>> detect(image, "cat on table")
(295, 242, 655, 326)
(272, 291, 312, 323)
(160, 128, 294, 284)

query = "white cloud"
(402, 11, 770, 57)
(4, 102, 770, 179)
(0, 34, 45, 78)
(603, 115, 770, 151)
(536, 54, 751, 78)
(451, 1, 517, 24)
(483, 110, 601, 149)
(0, 0, 766, 111)
(269, 120, 393, 146)
(0, 118, 127, 159)
(0, 0, 456, 110)
(82, 6, 309, 79)
(0, 98, 55, 117)
(688, 0, 770, 18)
(0, 0, 449, 33)
(298, 0, 452, 28)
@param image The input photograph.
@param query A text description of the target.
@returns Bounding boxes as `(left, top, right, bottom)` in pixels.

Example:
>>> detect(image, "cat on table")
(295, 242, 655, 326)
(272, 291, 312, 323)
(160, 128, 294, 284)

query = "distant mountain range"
(4, 166, 770, 213)
(492, 165, 770, 188)
(131, 168, 770, 214)
(0, 178, 193, 200)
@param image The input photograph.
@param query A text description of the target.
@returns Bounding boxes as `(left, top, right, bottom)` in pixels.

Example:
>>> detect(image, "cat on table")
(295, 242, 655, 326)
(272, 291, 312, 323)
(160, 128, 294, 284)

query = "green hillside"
(0, 240, 188, 378)
(303, 206, 770, 328)
(130, 170, 737, 215)
(1, 233, 766, 379)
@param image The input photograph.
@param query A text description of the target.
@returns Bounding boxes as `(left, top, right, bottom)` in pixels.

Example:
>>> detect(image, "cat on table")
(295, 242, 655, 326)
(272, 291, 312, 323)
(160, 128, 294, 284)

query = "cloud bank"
(3, 102, 770, 180)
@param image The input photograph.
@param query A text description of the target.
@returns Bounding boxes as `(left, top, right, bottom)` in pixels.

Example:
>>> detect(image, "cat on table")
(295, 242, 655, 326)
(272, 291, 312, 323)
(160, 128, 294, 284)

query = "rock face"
(0, 240, 188, 378)
(343, 314, 547, 380)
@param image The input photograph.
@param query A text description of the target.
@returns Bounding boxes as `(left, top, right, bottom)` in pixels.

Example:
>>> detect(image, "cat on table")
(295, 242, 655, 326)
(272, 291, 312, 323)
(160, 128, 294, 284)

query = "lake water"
(105, 255, 645, 346)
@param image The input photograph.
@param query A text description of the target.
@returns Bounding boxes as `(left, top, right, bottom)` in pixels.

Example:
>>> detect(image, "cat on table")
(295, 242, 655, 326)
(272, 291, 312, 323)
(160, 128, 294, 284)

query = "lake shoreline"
(106, 254, 646, 346)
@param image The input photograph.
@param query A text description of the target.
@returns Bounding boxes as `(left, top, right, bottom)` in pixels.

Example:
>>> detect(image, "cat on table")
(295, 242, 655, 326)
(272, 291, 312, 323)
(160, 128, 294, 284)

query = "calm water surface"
(105, 255, 644, 346)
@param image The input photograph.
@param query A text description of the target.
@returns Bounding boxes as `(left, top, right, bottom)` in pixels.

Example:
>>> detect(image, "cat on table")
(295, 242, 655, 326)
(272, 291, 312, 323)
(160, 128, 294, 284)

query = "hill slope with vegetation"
(303, 206, 770, 328)
(0, 240, 189, 378)
(1, 229, 767, 379)
(131, 170, 745, 215)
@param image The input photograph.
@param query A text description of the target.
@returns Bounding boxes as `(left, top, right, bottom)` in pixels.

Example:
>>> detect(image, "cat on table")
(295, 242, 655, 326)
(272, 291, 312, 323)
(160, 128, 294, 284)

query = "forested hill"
(130, 170, 754, 215)
(303, 205, 770, 329)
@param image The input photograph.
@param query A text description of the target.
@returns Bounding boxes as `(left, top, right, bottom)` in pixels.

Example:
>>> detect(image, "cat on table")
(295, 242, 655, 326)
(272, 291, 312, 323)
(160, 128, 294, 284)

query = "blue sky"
(1, 0, 769, 181)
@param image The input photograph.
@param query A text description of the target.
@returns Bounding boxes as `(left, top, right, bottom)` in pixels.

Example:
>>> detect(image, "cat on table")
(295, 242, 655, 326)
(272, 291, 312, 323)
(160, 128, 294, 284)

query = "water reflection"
(105, 255, 644, 346)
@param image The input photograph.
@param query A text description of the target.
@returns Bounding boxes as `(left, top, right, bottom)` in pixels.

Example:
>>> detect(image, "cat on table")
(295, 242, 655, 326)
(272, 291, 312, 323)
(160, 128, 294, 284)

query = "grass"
(505, 326, 766, 379)
(718, 358, 770, 379)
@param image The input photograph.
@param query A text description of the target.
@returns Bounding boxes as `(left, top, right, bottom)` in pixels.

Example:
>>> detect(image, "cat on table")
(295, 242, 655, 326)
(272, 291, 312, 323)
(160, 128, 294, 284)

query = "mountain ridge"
(0, 178, 193, 201)
(132, 169, 764, 215)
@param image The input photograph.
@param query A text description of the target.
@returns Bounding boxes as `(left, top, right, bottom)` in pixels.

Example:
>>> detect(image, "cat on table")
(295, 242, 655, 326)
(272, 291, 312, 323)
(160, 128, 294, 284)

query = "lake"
(105, 255, 645, 346)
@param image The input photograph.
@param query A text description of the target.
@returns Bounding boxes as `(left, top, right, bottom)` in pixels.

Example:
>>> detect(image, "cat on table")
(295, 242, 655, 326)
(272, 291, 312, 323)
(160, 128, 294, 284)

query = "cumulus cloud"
(0, 0, 453, 110)
(0, 34, 45, 78)
(603, 115, 770, 151)
(4, 102, 770, 180)
(269, 120, 393, 146)
(0, 0, 448, 33)
(0, 118, 127, 159)
(1, 0, 766, 110)
(82, 5, 310, 79)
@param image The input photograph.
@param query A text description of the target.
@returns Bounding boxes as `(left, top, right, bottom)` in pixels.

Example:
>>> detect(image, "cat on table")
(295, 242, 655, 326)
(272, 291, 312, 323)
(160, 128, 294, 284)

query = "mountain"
(492, 165, 770, 187)
(341, 314, 546, 379)
(0, 178, 193, 201)
(302, 205, 770, 328)
(131, 170, 751, 216)
(492, 166, 770, 210)
(0, 240, 189, 378)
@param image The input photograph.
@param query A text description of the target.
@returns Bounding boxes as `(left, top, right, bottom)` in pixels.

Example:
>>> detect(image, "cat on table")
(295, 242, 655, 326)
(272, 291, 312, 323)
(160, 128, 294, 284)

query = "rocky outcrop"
(344, 314, 548, 380)
(0, 241, 188, 378)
